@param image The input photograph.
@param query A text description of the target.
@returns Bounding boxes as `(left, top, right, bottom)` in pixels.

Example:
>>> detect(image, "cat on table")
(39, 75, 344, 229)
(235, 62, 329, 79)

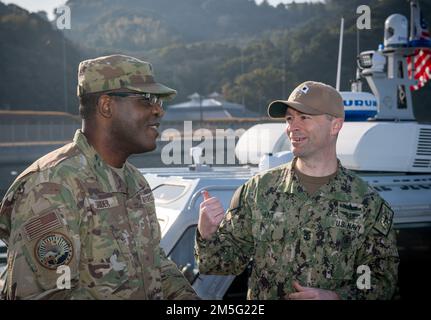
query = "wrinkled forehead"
(285, 107, 310, 117)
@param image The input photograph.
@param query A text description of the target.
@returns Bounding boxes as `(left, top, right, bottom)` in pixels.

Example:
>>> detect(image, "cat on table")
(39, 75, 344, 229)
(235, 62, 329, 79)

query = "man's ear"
(97, 95, 113, 118)
(331, 118, 344, 135)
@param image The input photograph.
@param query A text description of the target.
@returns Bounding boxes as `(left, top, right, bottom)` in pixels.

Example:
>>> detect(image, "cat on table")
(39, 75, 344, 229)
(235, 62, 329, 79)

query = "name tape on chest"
(88, 196, 119, 210)
(334, 218, 363, 233)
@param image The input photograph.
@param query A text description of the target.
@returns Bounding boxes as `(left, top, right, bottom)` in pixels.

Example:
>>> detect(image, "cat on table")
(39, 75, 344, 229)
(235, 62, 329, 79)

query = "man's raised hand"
(198, 190, 225, 240)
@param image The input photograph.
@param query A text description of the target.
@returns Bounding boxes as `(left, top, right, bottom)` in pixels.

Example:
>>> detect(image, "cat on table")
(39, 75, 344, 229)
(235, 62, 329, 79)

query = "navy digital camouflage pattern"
(195, 158, 399, 299)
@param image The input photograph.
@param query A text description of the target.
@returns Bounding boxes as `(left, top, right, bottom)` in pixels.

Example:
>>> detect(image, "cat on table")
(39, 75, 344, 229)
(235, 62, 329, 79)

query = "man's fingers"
(198, 190, 225, 239)
(200, 206, 224, 222)
(212, 212, 224, 222)
(201, 197, 221, 208)
(293, 281, 306, 292)
(200, 204, 224, 216)
(204, 201, 224, 211)
(212, 210, 224, 217)
(292, 281, 313, 292)
(208, 210, 225, 223)
(201, 199, 224, 214)
(203, 197, 221, 204)
(202, 190, 210, 201)
(287, 290, 317, 300)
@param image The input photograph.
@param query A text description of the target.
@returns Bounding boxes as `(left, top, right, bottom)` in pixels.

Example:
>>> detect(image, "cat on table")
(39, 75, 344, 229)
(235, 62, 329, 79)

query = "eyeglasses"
(106, 92, 163, 107)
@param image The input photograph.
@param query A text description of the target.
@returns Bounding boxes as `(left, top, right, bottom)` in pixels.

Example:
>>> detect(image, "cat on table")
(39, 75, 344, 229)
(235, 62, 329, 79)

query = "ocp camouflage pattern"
(77, 54, 176, 99)
(0, 130, 197, 300)
(195, 158, 399, 300)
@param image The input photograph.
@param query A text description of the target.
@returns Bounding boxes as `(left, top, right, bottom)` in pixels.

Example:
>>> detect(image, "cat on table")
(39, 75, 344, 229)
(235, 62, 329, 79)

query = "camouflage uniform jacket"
(195, 158, 399, 299)
(0, 130, 197, 300)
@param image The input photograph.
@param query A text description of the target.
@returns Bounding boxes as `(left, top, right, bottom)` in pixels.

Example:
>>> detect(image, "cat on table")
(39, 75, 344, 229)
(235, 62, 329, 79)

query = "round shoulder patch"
(35, 233, 73, 270)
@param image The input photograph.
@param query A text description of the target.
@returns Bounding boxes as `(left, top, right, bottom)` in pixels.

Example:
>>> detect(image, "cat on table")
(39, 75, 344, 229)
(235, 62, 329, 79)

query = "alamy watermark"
(55, 5, 71, 30)
(357, 5, 371, 30)
(356, 265, 371, 290)
(158, 121, 278, 166)
(56, 265, 71, 290)
(160, 121, 246, 165)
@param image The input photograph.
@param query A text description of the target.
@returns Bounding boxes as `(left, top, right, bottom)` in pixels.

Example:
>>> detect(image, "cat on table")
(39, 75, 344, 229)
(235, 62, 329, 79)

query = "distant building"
(163, 92, 260, 121)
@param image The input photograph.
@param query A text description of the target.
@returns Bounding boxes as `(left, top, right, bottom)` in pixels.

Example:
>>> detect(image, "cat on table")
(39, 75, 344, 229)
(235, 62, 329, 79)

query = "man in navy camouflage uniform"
(195, 81, 399, 300)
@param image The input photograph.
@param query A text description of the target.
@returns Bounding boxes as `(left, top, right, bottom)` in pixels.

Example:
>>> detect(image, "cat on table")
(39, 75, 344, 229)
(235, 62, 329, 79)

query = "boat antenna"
(336, 17, 344, 91)
(352, 23, 363, 92)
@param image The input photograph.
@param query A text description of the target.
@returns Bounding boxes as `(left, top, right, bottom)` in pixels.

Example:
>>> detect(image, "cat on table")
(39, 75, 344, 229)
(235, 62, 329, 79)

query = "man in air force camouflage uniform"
(195, 81, 399, 300)
(0, 54, 198, 299)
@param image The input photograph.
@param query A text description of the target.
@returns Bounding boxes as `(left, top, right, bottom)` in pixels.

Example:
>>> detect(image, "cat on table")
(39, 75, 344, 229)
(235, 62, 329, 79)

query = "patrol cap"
(267, 81, 344, 119)
(77, 54, 177, 99)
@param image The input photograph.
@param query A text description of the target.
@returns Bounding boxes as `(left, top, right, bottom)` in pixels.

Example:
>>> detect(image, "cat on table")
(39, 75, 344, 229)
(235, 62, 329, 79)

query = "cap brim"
(267, 100, 324, 118)
(126, 82, 177, 101)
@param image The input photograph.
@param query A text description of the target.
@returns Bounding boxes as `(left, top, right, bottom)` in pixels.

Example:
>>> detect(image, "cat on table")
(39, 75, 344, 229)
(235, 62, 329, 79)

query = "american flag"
(407, 49, 431, 91)
(410, 0, 430, 41)
(23, 211, 62, 241)
(408, 0, 431, 91)
(418, 10, 430, 40)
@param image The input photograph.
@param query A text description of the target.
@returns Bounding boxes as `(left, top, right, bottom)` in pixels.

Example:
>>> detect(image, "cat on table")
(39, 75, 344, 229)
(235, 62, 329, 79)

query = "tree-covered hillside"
(1, 0, 430, 120)
(64, 0, 326, 52)
(0, 2, 83, 112)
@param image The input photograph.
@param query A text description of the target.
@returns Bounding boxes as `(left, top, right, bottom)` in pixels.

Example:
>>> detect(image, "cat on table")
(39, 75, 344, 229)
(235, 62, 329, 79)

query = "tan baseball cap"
(267, 81, 344, 119)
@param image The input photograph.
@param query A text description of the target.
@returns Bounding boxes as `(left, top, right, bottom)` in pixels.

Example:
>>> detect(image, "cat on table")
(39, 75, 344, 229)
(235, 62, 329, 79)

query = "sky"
(2, 0, 322, 20)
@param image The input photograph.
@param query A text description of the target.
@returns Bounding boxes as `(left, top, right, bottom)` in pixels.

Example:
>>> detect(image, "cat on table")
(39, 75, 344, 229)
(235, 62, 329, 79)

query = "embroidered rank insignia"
(35, 233, 73, 270)
(140, 188, 154, 205)
(338, 202, 363, 219)
(373, 202, 394, 237)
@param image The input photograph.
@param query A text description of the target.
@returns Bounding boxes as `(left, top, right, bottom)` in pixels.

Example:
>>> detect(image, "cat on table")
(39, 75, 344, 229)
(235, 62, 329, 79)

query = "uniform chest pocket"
(125, 191, 160, 245)
(318, 216, 365, 282)
(328, 220, 363, 249)
(125, 191, 162, 271)
(82, 194, 135, 288)
(252, 212, 291, 269)
(86, 194, 131, 261)
(328, 200, 365, 247)
(255, 211, 287, 243)
(324, 201, 365, 253)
